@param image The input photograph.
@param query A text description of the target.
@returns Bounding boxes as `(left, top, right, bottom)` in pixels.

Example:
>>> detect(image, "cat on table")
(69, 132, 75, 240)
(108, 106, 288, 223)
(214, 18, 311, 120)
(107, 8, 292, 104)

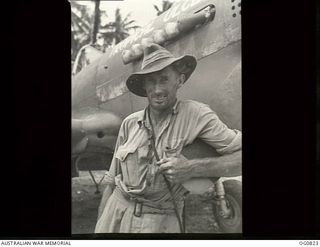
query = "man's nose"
(153, 83, 163, 94)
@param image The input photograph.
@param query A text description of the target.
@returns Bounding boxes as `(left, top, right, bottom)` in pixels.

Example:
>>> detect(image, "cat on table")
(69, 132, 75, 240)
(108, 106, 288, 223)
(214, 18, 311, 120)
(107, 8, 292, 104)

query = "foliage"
(71, 1, 92, 62)
(153, 0, 173, 16)
(71, 3, 140, 73)
(99, 8, 140, 47)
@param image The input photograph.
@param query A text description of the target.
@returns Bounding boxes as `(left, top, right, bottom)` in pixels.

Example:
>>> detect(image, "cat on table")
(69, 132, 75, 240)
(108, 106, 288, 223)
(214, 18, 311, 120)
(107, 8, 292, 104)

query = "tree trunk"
(91, 0, 100, 44)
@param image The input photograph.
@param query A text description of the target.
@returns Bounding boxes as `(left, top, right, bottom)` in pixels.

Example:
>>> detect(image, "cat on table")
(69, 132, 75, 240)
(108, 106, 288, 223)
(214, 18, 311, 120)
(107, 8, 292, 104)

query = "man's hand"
(97, 185, 114, 221)
(157, 150, 242, 183)
(157, 155, 194, 184)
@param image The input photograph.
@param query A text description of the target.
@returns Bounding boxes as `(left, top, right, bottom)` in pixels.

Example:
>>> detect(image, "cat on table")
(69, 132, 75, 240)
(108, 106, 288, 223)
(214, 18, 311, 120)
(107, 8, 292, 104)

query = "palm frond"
(153, 4, 160, 12)
(122, 12, 132, 23)
(127, 25, 140, 30)
(123, 20, 136, 26)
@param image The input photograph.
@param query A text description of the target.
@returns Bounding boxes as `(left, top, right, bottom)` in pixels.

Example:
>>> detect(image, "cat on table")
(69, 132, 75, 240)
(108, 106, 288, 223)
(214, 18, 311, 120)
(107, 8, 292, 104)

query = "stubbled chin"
(151, 101, 168, 109)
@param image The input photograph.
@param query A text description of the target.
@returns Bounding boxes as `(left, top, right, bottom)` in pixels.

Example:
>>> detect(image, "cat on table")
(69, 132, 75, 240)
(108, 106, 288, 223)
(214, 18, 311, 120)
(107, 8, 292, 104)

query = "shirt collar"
(137, 99, 180, 128)
(172, 99, 179, 115)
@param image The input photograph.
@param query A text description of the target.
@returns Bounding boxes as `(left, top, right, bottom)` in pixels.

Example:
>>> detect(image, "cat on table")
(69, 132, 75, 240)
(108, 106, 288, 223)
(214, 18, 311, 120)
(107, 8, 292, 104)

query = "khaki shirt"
(105, 100, 241, 208)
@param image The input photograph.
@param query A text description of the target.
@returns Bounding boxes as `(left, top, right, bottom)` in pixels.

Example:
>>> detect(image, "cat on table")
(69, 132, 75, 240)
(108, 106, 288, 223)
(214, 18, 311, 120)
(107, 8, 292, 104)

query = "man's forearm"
(188, 150, 242, 178)
(97, 184, 114, 220)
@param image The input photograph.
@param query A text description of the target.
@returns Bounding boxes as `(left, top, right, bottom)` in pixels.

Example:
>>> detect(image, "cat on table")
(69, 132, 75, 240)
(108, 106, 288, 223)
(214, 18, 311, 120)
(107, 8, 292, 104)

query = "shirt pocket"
(163, 138, 185, 158)
(115, 144, 150, 188)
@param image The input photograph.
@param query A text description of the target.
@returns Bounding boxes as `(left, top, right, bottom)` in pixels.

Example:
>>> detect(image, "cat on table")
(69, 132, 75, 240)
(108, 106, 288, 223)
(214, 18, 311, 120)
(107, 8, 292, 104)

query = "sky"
(74, 0, 182, 28)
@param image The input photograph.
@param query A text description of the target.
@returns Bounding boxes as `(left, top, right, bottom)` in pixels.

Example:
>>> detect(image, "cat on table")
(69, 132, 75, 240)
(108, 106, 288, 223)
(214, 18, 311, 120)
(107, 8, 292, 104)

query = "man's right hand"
(157, 155, 194, 184)
(97, 185, 114, 221)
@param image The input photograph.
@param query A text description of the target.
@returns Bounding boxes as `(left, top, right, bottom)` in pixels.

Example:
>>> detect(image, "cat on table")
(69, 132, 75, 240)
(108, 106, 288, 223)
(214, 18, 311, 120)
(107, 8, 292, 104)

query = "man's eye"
(161, 77, 168, 82)
(145, 80, 154, 85)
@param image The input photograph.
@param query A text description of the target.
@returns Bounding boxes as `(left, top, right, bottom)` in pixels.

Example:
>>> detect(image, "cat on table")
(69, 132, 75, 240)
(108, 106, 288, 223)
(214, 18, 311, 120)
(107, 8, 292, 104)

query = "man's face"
(143, 66, 184, 112)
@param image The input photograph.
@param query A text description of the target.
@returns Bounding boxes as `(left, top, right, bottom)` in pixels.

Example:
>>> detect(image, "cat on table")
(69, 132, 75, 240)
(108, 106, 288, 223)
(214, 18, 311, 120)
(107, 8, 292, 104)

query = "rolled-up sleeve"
(196, 105, 242, 155)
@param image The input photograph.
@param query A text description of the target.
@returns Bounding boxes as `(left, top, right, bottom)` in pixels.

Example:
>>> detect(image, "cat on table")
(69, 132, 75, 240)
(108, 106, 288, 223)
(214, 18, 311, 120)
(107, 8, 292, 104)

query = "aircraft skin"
(72, 0, 241, 174)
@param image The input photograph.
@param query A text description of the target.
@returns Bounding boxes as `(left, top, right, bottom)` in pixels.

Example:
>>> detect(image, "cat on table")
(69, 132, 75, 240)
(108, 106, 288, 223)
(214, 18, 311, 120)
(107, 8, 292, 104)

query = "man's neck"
(149, 107, 171, 124)
(149, 99, 177, 124)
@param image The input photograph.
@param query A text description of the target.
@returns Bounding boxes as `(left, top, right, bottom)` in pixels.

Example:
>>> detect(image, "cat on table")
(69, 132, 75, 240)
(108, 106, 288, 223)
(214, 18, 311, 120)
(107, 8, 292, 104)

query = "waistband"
(113, 187, 183, 215)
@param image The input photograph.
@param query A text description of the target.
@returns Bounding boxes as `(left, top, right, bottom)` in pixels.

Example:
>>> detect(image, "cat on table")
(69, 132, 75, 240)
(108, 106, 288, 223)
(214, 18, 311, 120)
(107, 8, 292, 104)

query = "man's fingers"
(166, 174, 174, 182)
(156, 158, 169, 166)
(159, 162, 173, 171)
(163, 168, 174, 175)
(166, 175, 179, 184)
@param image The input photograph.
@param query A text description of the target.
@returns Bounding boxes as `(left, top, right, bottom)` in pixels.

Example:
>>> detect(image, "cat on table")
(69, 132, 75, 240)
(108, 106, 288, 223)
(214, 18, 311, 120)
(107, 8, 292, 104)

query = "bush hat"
(126, 43, 197, 97)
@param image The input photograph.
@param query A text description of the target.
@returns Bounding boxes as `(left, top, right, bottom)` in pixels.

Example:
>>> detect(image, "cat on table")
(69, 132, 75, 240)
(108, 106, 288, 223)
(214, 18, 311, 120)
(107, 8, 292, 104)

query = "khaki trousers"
(95, 188, 182, 233)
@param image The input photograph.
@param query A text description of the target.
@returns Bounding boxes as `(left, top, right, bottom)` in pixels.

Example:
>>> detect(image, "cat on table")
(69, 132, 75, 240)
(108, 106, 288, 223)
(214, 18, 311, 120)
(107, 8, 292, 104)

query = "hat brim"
(126, 55, 197, 97)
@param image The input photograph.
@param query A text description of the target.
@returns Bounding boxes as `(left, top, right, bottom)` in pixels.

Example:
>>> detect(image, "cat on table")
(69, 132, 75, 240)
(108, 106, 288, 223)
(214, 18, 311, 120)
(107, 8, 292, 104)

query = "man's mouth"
(153, 96, 167, 103)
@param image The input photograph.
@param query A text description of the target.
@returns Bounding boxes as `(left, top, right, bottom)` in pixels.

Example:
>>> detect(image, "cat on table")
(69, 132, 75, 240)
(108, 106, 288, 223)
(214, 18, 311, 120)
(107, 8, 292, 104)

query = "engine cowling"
(72, 111, 122, 175)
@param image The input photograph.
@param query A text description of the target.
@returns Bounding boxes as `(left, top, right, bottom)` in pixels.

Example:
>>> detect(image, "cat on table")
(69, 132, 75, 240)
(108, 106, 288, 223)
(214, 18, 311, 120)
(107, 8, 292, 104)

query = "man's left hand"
(157, 155, 193, 184)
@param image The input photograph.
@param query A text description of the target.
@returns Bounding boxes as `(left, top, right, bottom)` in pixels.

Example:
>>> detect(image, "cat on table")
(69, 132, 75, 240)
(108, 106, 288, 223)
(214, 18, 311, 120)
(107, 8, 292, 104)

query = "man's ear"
(177, 74, 185, 88)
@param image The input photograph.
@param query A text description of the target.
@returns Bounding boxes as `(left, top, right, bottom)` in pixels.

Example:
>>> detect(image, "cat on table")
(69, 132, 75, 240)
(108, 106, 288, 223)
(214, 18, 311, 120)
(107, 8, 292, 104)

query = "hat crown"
(141, 43, 174, 70)
(126, 43, 197, 97)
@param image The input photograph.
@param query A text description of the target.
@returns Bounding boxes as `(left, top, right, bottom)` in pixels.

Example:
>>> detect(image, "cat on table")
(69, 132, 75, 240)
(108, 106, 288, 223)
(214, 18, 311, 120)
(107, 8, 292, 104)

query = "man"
(95, 43, 242, 233)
